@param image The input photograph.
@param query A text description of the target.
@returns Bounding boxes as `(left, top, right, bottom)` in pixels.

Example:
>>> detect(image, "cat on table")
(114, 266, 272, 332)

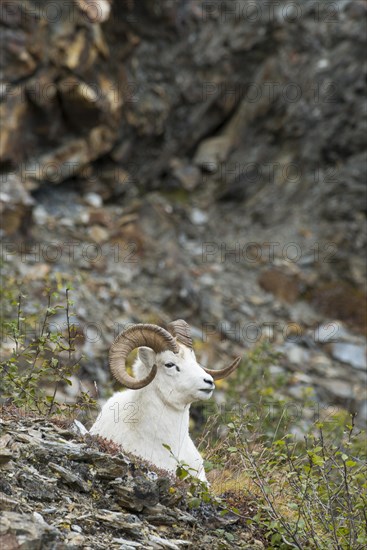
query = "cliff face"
(2, 1, 366, 200)
(1, 2, 366, 420)
(2, 0, 366, 247)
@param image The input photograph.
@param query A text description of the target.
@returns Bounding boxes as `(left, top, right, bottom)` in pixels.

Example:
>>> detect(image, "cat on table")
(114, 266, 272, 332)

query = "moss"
(160, 189, 190, 203)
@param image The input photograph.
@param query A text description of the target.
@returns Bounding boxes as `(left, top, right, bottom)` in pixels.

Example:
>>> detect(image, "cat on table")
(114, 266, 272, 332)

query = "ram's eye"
(165, 362, 175, 368)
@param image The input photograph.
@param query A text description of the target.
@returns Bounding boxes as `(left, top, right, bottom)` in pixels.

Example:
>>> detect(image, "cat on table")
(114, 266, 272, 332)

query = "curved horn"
(203, 356, 241, 381)
(167, 319, 193, 349)
(109, 324, 179, 389)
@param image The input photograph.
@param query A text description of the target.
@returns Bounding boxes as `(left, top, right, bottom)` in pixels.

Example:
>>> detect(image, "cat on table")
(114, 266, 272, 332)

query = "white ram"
(90, 320, 240, 481)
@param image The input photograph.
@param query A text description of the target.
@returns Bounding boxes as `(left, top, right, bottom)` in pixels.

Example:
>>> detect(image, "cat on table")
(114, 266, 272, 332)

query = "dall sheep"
(90, 320, 241, 481)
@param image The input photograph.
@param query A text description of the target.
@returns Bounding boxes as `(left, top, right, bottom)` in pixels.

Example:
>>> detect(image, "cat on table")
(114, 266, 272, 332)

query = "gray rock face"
(0, 511, 60, 550)
(332, 343, 366, 371)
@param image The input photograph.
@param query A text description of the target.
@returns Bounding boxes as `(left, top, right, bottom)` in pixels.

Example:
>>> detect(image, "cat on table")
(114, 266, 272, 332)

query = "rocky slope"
(0, 410, 263, 549)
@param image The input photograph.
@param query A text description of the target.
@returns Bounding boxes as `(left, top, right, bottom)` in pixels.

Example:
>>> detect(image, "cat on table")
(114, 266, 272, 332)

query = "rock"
(33, 511, 47, 524)
(284, 344, 310, 366)
(358, 400, 367, 423)
(194, 136, 233, 171)
(89, 224, 109, 243)
(48, 462, 91, 492)
(113, 538, 143, 550)
(94, 510, 142, 536)
(87, 125, 116, 158)
(20, 125, 116, 188)
(1, 28, 37, 83)
(66, 531, 86, 546)
(22, 140, 89, 186)
(0, 449, 13, 466)
(75, 0, 111, 23)
(62, 29, 96, 71)
(318, 379, 355, 401)
(309, 354, 334, 376)
(170, 160, 201, 191)
(125, 84, 171, 136)
(142, 503, 179, 526)
(288, 376, 313, 400)
(0, 511, 60, 550)
(18, 472, 58, 502)
(190, 208, 208, 226)
(0, 0, 366, 522)
(0, 493, 18, 511)
(248, 295, 272, 306)
(331, 343, 366, 371)
(32, 204, 49, 225)
(314, 322, 345, 343)
(84, 192, 103, 208)
(72, 420, 89, 436)
(217, 167, 266, 203)
(96, 165, 133, 198)
(112, 476, 160, 512)
(23, 263, 51, 281)
(58, 76, 103, 131)
(148, 535, 182, 550)
(0, 173, 34, 235)
(308, 283, 367, 335)
(268, 365, 286, 376)
(289, 302, 321, 327)
(0, 87, 28, 163)
(258, 269, 301, 304)
(25, 71, 58, 109)
(93, 456, 131, 480)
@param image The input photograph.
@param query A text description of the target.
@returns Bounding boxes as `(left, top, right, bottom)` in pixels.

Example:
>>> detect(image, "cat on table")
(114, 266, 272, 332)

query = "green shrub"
(0, 286, 95, 416)
(202, 412, 367, 549)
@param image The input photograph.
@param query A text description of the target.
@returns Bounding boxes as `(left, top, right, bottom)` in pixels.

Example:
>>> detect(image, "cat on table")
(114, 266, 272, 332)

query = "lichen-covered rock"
(0, 412, 251, 549)
(0, 511, 61, 550)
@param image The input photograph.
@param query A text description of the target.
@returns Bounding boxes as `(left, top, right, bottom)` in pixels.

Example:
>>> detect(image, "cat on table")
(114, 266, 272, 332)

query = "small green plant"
(0, 286, 95, 416)
(203, 413, 367, 549)
(162, 443, 231, 512)
(197, 342, 293, 443)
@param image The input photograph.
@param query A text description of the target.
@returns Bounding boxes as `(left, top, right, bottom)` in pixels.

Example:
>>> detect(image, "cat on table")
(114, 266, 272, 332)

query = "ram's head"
(109, 320, 241, 407)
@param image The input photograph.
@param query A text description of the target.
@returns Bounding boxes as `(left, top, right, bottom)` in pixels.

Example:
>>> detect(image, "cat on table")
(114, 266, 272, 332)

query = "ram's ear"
(138, 347, 156, 370)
